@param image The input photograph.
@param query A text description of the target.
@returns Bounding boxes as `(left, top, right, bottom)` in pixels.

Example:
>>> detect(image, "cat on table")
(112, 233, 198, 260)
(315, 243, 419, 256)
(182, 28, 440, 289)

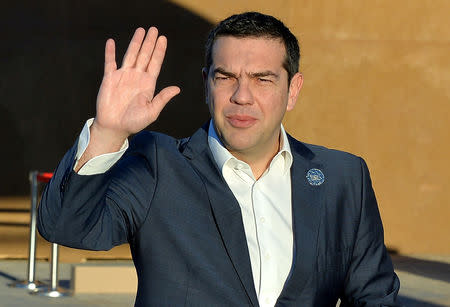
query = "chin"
(223, 138, 255, 153)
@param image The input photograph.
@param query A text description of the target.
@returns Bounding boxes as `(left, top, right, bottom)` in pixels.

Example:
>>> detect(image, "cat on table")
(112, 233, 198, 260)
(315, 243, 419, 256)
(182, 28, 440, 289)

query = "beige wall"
(170, 0, 450, 254)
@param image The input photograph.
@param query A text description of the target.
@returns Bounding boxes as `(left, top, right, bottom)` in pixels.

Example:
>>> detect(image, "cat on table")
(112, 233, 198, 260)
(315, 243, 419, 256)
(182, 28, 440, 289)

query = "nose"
(230, 79, 253, 105)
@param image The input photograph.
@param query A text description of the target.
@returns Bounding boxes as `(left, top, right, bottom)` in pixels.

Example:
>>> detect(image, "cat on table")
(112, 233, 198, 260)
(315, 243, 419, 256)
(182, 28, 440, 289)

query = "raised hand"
(75, 28, 180, 171)
(94, 27, 180, 142)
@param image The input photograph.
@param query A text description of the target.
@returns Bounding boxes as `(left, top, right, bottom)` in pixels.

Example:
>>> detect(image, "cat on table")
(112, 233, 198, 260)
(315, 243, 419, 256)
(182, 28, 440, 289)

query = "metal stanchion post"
(32, 243, 70, 297)
(9, 171, 46, 291)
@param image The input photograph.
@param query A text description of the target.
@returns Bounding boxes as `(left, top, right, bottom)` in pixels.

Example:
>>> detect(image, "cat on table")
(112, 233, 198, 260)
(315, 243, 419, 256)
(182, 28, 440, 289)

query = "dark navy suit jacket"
(38, 123, 400, 306)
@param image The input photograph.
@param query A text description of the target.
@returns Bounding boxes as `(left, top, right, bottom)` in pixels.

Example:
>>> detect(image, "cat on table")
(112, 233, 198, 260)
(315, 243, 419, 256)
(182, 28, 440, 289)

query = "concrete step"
(72, 262, 136, 294)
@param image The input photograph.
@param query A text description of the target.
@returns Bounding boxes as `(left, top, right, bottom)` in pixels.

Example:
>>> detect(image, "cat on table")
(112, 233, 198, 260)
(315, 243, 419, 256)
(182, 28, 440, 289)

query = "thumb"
(149, 85, 181, 110)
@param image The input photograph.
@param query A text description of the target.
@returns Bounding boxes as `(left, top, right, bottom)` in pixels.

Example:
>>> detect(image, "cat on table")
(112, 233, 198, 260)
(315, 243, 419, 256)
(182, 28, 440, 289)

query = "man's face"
(204, 36, 303, 159)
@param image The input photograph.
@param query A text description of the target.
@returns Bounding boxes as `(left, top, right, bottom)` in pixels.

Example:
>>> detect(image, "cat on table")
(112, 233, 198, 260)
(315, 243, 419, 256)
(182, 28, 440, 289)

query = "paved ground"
(0, 260, 134, 307)
(392, 254, 450, 306)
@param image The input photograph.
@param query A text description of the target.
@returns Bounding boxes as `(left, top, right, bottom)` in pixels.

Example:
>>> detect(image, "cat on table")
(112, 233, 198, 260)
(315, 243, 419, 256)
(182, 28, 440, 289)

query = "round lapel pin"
(306, 168, 325, 186)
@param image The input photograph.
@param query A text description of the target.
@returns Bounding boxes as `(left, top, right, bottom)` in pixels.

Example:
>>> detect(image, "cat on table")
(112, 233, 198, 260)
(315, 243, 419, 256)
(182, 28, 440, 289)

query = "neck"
(229, 135, 281, 180)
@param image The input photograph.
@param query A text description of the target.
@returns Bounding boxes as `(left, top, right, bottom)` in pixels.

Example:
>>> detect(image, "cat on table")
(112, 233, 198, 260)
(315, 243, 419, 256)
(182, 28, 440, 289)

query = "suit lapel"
(182, 127, 324, 305)
(182, 125, 259, 307)
(277, 136, 325, 304)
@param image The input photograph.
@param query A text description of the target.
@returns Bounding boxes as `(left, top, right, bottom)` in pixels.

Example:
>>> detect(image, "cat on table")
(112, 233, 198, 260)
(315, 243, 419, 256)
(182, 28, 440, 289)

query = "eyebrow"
(250, 71, 279, 79)
(213, 67, 279, 80)
(213, 68, 237, 78)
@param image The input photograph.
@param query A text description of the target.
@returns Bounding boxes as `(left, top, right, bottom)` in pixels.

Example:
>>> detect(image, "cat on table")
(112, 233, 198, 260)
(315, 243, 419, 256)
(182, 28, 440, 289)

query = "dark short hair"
(205, 12, 300, 82)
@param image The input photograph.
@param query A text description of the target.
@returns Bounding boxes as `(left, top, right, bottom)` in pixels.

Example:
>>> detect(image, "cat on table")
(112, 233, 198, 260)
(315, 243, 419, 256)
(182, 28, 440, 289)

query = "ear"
(286, 72, 303, 111)
(202, 67, 209, 82)
(202, 67, 209, 104)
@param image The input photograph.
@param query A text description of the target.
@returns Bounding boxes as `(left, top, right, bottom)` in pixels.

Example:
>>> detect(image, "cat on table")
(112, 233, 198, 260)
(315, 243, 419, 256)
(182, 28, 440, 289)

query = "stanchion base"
(8, 280, 47, 291)
(31, 287, 71, 297)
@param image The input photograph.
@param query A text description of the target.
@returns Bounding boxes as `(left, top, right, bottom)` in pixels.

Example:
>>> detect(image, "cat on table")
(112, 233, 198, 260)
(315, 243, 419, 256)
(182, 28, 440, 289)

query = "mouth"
(225, 114, 257, 128)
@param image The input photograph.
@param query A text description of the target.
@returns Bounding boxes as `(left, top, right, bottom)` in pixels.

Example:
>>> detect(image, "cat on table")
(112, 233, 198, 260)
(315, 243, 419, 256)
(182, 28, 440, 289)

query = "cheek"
(207, 94, 223, 119)
(209, 89, 230, 111)
(212, 85, 233, 99)
(258, 91, 288, 111)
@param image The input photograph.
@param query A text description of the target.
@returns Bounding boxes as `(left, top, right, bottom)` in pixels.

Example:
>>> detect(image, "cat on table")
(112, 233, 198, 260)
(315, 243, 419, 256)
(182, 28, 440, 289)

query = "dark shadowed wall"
(1, 1, 212, 195)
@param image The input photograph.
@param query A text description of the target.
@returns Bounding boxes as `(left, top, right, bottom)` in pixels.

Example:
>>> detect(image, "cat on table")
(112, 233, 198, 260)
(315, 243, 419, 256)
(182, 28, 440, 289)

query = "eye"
(258, 77, 272, 83)
(214, 74, 231, 81)
(214, 75, 235, 84)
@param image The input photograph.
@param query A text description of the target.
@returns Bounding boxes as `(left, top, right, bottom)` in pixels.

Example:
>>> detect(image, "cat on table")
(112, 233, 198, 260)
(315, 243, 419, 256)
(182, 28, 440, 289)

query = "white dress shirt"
(74, 118, 128, 175)
(75, 119, 294, 307)
(208, 122, 293, 307)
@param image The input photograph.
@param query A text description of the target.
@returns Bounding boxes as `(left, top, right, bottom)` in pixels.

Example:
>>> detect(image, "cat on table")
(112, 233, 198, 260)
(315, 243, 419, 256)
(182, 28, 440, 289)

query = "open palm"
(95, 27, 180, 139)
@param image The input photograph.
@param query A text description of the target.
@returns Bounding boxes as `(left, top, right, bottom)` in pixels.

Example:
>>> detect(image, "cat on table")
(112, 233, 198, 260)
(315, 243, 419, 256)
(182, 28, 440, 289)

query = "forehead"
(211, 36, 286, 72)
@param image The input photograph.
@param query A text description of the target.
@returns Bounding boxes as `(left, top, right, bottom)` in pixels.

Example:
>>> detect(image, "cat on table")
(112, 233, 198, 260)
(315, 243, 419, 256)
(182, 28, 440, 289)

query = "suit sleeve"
(37, 135, 157, 251)
(340, 158, 401, 307)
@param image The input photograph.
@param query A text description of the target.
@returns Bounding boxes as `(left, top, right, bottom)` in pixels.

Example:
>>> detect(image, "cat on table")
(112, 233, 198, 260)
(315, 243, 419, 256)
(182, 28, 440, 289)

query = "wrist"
(90, 120, 129, 153)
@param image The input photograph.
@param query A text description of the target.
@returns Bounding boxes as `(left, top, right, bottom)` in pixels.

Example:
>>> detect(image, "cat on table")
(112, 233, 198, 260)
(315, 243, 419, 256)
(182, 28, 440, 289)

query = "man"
(38, 12, 400, 306)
